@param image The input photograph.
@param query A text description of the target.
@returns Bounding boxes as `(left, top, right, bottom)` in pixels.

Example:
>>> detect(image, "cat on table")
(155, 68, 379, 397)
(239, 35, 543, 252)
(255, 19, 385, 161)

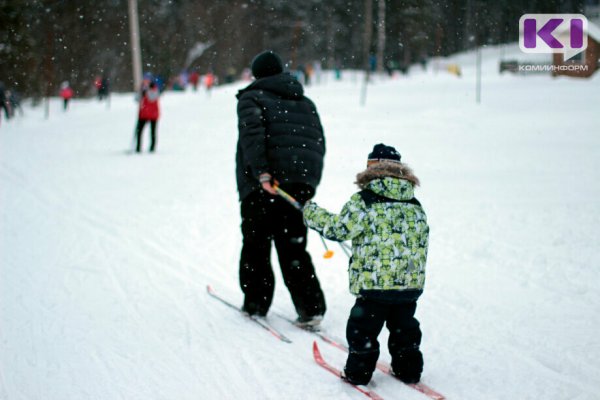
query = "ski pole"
(274, 185, 335, 259)
(319, 235, 335, 259)
(338, 242, 351, 258)
(274, 186, 303, 211)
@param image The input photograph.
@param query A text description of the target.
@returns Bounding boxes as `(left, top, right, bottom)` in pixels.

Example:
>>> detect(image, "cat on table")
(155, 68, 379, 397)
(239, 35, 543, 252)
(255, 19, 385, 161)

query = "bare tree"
(360, 0, 373, 106)
(376, 0, 386, 74)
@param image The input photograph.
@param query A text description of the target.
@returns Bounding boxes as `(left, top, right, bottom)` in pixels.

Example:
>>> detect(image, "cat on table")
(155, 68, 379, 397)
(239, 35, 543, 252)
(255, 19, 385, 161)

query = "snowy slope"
(1, 46, 599, 400)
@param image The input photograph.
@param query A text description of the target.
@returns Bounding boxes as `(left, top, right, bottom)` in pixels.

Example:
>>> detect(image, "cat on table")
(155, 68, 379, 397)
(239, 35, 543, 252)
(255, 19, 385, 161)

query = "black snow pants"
(239, 187, 326, 319)
(344, 296, 423, 385)
(135, 119, 157, 152)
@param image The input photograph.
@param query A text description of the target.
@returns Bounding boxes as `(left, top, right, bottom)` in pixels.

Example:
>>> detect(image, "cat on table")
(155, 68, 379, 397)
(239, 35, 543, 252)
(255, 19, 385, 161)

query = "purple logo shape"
(570, 19, 584, 48)
(524, 18, 564, 48)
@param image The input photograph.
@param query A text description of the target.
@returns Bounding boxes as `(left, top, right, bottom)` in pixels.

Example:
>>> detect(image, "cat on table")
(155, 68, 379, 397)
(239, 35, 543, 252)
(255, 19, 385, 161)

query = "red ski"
(206, 285, 292, 343)
(313, 341, 384, 400)
(287, 317, 444, 400)
(319, 335, 444, 400)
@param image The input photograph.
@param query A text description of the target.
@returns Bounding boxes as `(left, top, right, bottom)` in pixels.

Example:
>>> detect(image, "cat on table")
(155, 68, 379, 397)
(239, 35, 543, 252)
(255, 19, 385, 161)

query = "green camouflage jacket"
(303, 176, 429, 295)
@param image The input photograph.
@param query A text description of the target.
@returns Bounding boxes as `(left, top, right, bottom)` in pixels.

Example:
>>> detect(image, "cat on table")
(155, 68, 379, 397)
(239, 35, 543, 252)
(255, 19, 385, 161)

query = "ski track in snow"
(2, 46, 600, 399)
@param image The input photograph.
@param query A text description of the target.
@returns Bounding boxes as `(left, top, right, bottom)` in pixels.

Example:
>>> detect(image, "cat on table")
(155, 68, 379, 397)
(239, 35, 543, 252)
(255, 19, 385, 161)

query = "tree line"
(0, 0, 583, 98)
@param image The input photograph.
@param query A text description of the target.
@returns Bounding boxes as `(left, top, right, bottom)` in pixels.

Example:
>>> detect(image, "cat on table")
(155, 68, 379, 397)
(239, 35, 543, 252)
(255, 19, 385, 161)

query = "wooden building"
(553, 21, 600, 78)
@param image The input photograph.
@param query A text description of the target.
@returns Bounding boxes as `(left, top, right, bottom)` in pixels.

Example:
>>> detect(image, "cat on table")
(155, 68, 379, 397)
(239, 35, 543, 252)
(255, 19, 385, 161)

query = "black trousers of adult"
(344, 297, 423, 385)
(239, 188, 326, 319)
(135, 119, 157, 152)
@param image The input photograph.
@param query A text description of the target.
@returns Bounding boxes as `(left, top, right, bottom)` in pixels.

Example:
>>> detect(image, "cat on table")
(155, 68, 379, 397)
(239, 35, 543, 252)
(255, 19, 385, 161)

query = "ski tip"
(206, 284, 213, 293)
(312, 340, 324, 362)
(410, 383, 446, 400)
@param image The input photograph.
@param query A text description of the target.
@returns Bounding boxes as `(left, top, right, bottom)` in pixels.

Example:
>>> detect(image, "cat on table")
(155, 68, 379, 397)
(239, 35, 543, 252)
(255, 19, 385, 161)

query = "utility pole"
(44, 26, 54, 119)
(360, 0, 373, 106)
(473, 2, 481, 104)
(476, 45, 481, 104)
(128, 0, 143, 92)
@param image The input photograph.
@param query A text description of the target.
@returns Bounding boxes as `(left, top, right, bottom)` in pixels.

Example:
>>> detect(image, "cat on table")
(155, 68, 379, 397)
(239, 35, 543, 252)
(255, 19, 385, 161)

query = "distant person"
(204, 72, 215, 94)
(135, 82, 160, 153)
(225, 67, 237, 84)
(334, 60, 342, 80)
(241, 68, 252, 81)
(59, 81, 74, 110)
(94, 76, 102, 99)
(304, 63, 313, 85)
(313, 61, 322, 84)
(303, 144, 430, 386)
(295, 65, 306, 84)
(179, 71, 189, 88)
(235, 50, 327, 327)
(155, 75, 166, 93)
(369, 54, 377, 72)
(189, 71, 200, 91)
(170, 75, 184, 91)
(99, 76, 110, 100)
(6, 89, 23, 117)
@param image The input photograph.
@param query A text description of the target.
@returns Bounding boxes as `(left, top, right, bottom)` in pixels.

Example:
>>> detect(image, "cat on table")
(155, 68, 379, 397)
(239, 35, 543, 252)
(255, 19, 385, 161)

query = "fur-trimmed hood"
(355, 161, 420, 188)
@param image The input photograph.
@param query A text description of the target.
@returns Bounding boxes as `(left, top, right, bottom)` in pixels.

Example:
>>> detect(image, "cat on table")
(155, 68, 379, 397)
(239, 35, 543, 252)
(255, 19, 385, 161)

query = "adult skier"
(235, 50, 327, 327)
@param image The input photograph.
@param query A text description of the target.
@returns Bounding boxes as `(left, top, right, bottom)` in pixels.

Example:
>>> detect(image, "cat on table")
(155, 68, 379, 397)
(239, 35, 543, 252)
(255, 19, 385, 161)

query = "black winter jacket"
(235, 73, 326, 201)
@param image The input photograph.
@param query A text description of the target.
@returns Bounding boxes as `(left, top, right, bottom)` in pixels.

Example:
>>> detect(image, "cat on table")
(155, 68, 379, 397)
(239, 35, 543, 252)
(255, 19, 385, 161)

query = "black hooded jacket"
(235, 72, 326, 201)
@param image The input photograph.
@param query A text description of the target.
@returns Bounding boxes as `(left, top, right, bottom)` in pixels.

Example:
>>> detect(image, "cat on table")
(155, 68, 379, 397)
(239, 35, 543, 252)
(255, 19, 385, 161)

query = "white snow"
(1, 45, 599, 400)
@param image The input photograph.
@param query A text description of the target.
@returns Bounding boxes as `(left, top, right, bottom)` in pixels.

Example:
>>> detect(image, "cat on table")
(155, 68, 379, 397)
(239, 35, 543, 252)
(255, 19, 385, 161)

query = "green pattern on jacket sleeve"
(302, 193, 366, 242)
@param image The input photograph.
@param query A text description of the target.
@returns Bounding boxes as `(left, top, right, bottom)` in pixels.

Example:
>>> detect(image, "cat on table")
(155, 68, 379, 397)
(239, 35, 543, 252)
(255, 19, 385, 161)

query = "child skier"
(303, 143, 430, 385)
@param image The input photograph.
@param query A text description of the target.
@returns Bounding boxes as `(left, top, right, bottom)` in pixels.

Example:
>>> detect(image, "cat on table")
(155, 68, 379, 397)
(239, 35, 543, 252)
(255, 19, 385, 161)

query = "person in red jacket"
(204, 72, 215, 95)
(59, 81, 74, 110)
(135, 81, 160, 153)
(189, 71, 200, 91)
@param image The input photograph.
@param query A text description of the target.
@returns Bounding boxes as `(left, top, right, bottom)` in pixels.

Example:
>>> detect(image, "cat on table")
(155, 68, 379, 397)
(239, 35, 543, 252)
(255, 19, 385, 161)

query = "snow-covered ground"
(1, 45, 599, 400)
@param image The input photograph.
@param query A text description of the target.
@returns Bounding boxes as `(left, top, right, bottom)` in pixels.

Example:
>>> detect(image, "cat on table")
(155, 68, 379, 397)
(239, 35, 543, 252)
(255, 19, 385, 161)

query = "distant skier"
(98, 76, 110, 100)
(94, 76, 102, 98)
(134, 81, 160, 153)
(189, 71, 200, 91)
(204, 72, 215, 95)
(7, 89, 23, 117)
(59, 81, 74, 110)
(334, 60, 342, 80)
(235, 50, 327, 327)
(303, 143, 430, 386)
(224, 67, 237, 84)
